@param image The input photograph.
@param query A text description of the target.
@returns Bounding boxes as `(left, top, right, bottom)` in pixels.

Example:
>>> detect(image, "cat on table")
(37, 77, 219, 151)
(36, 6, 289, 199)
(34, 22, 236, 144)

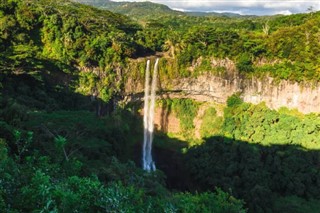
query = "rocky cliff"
(124, 58, 320, 114)
(170, 74, 320, 114)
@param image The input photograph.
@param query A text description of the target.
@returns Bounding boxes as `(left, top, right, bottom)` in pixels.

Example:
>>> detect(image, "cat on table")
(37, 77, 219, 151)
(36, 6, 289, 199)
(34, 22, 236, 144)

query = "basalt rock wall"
(170, 75, 320, 114)
(124, 59, 320, 114)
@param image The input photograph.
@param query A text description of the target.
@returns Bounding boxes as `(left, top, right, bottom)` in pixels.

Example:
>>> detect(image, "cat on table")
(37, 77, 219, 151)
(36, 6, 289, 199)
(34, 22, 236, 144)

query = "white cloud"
(275, 10, 293, 15)
(112, 0, 320, 15)
(171, 8, 192, 12)
(208, 9, 244, 13)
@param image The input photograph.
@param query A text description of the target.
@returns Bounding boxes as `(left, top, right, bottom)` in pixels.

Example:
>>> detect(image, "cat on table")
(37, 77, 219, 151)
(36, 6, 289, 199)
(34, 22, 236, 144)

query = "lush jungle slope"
(74, 0, 320, 84)
(153, 96, 320, 212)
(134, 62, 320, 212)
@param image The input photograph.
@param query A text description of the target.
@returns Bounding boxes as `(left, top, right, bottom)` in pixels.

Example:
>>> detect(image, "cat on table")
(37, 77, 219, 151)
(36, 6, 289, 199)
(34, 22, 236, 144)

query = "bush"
(200, 107, 223, 138)
(236, 53, 253, 72)
(227, 93, 243, 107)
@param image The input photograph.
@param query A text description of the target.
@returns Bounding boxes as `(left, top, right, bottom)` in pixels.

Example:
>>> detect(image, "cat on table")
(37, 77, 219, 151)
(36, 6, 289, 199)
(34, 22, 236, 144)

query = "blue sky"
(113, 0, 320, 15)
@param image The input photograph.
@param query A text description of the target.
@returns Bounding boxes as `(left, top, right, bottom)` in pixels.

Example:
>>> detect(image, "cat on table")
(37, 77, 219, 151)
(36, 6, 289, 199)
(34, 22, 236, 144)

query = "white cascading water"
(142, 60, 150, 171)
(142, 58, 159, 171)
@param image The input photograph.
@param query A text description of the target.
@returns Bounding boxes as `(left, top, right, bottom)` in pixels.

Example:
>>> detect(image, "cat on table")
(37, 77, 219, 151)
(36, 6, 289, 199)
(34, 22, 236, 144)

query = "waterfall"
(142, 58, 159, 171)
(142, 60, 150, 171)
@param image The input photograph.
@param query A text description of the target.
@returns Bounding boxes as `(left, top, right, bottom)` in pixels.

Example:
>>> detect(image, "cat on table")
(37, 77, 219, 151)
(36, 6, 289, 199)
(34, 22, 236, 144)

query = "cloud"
(112, 0, 320, 15)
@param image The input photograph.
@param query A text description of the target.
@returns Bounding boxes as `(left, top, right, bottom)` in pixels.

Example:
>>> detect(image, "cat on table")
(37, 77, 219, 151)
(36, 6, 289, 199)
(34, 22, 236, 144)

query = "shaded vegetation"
(158, 98, 200, 138)
(222, 98, 320, 150)
(172, 95, 320, 212)
(200, 106, 223, 138)
(0, 107, 246, 211)
(186, 136, 320, 213)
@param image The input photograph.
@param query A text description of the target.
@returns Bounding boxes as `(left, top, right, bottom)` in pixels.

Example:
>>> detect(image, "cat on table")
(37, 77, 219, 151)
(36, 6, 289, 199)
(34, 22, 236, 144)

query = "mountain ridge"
(71, 0, 245, 19)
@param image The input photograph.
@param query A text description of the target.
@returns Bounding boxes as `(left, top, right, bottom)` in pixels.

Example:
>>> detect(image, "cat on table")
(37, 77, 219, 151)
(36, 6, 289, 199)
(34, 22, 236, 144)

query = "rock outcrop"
(170, 74, 320, 114)
(124, 58, 320, 114)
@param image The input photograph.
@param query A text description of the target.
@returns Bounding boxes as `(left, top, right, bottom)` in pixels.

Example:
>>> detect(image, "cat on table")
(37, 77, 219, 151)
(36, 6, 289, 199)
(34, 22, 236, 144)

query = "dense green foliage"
(186, 136, 320, 212)
(200, 106, 223, 138)
(0, 123, 245, 212)
(113, 10, 320, 85)
(0, 0, 144, 104)
(183, 95, 320, 212)
(222, 100, 320, 149)
(158, 98, 200, 138)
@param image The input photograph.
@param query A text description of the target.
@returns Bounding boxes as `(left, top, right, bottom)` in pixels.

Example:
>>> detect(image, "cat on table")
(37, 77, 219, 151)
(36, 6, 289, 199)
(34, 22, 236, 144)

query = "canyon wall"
(125, 59, 320, 114)
(169, 74, 320, 114)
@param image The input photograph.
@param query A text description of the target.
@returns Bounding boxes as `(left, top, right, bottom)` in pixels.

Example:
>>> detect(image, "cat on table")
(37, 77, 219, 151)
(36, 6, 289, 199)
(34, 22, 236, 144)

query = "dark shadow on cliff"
(153, 132, 198, 191)
(182, 135, 320, 213)
(131, 131, 193, 190)
(158, 93, 172, 132)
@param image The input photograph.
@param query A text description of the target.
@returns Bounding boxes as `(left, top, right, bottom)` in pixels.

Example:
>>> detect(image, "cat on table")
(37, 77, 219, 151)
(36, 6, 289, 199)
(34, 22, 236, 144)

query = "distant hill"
(73, 0, 182, 19)
(72, 0, 242, 20)
(108, 1, 185, 19)
(72, 0, 115, 7)
(185, 11, 243, 18)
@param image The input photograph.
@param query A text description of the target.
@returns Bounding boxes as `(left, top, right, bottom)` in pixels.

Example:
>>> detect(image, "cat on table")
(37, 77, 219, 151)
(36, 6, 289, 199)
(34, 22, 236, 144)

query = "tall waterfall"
(142, 59, 159, 171)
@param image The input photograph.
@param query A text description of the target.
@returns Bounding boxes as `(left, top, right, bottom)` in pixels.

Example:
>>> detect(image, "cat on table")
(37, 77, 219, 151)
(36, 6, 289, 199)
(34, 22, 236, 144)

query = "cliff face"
(124, 59, 320, 114)
(170, 75, 320, 114)
(242, 78, 320, 114)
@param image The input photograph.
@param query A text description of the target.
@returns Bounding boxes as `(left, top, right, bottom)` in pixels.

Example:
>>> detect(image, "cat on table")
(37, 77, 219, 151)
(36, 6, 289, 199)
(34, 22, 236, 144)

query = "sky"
(113, 0, 320, 15)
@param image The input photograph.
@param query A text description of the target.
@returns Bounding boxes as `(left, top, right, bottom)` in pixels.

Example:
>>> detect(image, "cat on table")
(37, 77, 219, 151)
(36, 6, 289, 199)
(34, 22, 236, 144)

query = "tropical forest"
(1, 0, 320, 212)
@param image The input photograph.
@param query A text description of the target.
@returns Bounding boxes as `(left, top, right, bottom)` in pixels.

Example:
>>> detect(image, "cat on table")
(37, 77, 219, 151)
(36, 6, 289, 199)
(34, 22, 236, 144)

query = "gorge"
(125, 58, 320, 114)
(1, 0, 320, 212)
